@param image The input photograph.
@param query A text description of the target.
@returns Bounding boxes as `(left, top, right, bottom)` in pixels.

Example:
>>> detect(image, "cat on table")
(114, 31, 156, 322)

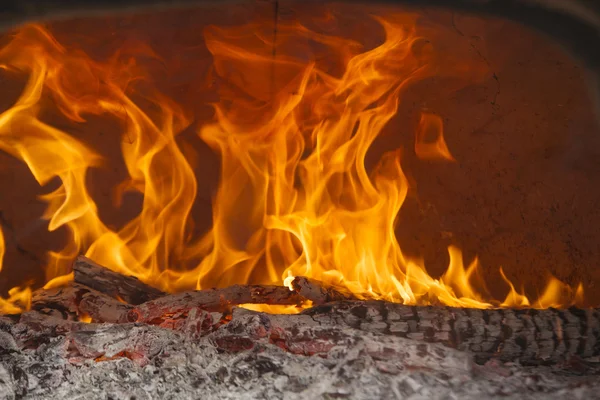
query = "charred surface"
(73, 256, 165, 305)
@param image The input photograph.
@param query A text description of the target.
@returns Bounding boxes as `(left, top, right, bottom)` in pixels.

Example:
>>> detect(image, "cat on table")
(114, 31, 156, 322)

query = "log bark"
(303, 301, 600, 365)
(2, 308, 600, 400)
(73, 256, 165, 304)
(30, 284, 85, 319)
(78, 290, 135, 323)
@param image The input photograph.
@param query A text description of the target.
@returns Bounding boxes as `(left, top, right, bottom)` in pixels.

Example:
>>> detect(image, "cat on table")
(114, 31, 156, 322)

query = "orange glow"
(0, 13, 584, 313)
(238, 303, 306, 314)
(0, 227, 32, 313)
(499, 267, 531, 308)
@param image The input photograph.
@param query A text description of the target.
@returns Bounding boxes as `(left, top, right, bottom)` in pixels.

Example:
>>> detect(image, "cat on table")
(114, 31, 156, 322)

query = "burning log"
(125, 284, 304, 324)
(70, 283, 304, 324)
(7, 257, 600, 366)
(303, 301, 600, 365)
(73, 256, 165, 304)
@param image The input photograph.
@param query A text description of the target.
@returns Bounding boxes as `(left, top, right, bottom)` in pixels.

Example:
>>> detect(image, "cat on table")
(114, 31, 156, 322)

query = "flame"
(0, 13, 585, 312)
(499, 267, 531, 308)
(238, 303, 305, 314)
(415, 112, 456, 161)
(79, 313, 92, 323)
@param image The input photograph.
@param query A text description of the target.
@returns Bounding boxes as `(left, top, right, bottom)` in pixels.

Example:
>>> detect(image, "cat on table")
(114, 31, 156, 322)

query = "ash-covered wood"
(8, 256, 600, 368)
(291, 276, 358, 304)
(73, 256, 165, 304)
(1, 307, 600, 399)
(30, 284, 85, 319)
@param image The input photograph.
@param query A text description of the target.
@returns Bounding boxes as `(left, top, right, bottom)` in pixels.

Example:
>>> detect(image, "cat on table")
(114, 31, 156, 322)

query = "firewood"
(30, 284, 86, 319)
(3, 301, 600, 367)
(291, 276, 359, 304)
(73, 256, 165, 304)
(303, 301, 600, 365)
(78, 290, 135, 323)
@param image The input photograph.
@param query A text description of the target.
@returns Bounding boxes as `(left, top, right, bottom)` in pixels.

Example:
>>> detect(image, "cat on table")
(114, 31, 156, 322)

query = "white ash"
(0, 308, 598, 400)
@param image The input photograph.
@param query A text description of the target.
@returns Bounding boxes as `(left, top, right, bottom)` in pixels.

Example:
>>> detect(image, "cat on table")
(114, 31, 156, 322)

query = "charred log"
(8, 258, 600, 365)
(291, 276, 359, 304)
(73, 256, 165, 304)
(78, 290, 135, 324)
(30, 284, 85, 319)
(303, 301, 600, 365)
(6, 297, 600, 365)
(126, 284, 304, 324)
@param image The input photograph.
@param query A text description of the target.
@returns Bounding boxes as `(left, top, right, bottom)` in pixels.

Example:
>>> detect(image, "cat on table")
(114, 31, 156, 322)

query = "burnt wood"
(78, 290, 135, 323)
(126, 284, 304, 324)
(73, 256, 165, 304)
(30, 284, 84, 319)
(12, 257, 600, 365)
(0, 1, 599, 121)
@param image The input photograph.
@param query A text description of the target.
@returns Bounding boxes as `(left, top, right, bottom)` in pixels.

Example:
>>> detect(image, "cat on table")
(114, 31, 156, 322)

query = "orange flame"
(0, 13, 585, 313)
(415, 112, 456, 161)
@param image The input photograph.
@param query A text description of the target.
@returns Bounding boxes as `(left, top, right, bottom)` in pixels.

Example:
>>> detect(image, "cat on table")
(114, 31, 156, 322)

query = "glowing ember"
(0, 12, 584, 313)
(79, 313, 92, 323)
(237, 303, 307, 314)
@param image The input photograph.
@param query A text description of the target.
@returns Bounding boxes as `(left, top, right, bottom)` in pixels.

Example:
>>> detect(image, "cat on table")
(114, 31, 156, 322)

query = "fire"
(0, 12, 585, 313)
(238, 303, 308, 314)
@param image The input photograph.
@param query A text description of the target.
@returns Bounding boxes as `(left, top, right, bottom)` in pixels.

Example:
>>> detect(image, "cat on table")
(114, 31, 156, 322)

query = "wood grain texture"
(73, 256, 165, 305)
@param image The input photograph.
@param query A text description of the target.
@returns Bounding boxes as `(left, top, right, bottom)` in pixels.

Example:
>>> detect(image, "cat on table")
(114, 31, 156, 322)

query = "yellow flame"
(0, 14, 585, 312)
(499, 267, 531, 308)
(238, 303, 305, 314)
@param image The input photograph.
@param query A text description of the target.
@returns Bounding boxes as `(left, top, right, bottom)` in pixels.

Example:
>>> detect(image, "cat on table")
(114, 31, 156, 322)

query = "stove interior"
(0, 1, 598, 313)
